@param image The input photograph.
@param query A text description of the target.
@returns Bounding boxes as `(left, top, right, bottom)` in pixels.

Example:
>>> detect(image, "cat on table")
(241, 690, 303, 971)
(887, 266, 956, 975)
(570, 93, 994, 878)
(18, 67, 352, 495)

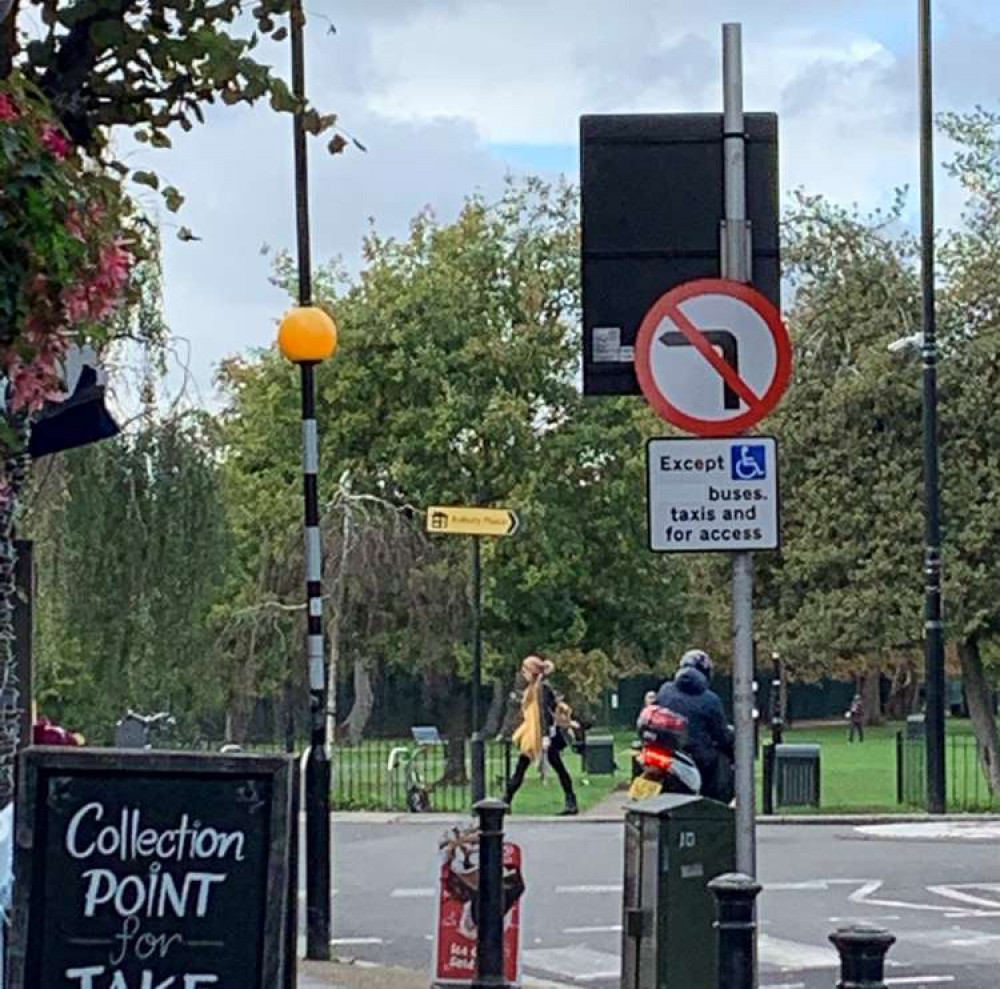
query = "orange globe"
(277, 306, 338, 363)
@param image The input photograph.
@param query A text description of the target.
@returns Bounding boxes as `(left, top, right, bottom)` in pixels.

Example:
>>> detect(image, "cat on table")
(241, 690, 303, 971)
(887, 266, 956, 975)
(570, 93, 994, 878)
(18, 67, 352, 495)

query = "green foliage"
(3, 0, 348, 218)
(28, 414, 231, 742)
(219, 179, 693, 734)
(754, 112, 1000, 687)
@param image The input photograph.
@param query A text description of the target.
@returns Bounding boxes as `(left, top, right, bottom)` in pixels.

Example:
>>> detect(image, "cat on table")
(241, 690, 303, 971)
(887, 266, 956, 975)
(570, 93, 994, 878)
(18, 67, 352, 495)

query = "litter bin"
(775, 743, 821, 808)
(621, 794, 735, 989)
(582, 734, 616, 775)
(906, 714, 926, 740)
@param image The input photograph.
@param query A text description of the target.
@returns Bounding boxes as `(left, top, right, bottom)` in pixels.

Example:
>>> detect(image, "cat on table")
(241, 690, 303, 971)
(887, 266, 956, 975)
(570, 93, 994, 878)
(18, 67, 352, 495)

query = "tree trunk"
(886, 661, 919, 720)
(343, 654, 375, 746)
(958, 634, 1000, 794)
(440, 734, 468, 785)
(861, 671, 883, 726)
(0, 1, 19, 81)
(482, 680, 506, 738)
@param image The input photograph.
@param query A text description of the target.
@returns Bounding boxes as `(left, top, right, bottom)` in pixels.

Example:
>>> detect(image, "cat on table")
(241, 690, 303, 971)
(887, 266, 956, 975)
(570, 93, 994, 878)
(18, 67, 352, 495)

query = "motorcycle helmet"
(679, 649, 713, 681)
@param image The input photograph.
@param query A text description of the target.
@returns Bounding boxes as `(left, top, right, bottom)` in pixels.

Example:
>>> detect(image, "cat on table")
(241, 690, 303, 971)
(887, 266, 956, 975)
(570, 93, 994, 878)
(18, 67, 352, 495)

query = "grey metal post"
(472, 799, 510, 989)
(710, 873, 761, 989)
(471, 733, 487, 804)
(722, 21, 757, 879)
(472, 535, 483, 735)
(830, 925, 895, 988)
(918, 0, 946, 816)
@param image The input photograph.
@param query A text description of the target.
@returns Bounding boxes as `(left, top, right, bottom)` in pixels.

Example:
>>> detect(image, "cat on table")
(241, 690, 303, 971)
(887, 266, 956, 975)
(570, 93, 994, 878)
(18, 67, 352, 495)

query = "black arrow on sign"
(658, 329, 741, 409)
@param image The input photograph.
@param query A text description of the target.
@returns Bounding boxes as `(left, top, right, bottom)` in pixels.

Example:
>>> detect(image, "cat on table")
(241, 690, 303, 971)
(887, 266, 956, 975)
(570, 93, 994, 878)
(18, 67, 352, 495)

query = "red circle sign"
(634, 278, 792, 436)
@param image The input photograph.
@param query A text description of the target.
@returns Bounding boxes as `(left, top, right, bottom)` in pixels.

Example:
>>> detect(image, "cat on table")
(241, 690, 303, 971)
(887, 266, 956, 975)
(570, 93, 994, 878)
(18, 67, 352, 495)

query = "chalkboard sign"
(9, 748, 294, 989)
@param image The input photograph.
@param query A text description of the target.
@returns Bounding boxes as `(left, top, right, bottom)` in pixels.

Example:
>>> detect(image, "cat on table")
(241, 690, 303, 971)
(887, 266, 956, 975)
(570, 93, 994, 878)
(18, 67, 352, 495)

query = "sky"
(143, 0, 1000, 404)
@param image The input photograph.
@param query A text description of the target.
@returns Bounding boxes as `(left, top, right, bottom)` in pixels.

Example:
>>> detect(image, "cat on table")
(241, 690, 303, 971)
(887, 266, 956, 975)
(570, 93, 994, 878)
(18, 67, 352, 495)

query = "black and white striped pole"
(278, 305, 338, 961)
(280, 0, 338, 960)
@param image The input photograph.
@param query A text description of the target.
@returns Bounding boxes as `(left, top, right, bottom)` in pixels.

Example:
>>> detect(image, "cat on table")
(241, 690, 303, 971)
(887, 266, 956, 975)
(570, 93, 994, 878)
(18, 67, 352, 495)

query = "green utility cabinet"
(621, 794, 735, 989)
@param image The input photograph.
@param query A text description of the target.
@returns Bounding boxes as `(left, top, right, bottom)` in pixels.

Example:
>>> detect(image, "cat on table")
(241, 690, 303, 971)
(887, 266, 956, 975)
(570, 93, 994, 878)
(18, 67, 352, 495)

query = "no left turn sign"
(634, 278, 792, 436)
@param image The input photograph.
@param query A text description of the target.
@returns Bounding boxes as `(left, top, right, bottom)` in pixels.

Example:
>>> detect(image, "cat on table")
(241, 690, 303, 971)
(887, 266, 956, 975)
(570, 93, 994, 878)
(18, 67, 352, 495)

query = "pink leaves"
(39, 123, 72, 160)
(0, 93, 18, 123)
(62, 239, 134, 326)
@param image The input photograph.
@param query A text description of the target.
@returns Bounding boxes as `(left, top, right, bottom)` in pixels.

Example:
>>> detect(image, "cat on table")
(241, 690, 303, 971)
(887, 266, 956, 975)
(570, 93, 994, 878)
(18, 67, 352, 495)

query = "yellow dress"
(512, 679, 544, 765)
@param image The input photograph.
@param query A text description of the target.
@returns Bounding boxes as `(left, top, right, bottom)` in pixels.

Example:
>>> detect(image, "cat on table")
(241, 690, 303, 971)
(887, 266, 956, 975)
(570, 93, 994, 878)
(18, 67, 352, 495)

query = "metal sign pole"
(721, 22, 757, 880)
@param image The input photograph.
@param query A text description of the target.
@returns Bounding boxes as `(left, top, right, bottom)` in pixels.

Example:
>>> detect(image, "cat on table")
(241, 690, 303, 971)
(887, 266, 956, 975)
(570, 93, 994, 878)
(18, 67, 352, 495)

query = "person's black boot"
(558, 794, 579, 816)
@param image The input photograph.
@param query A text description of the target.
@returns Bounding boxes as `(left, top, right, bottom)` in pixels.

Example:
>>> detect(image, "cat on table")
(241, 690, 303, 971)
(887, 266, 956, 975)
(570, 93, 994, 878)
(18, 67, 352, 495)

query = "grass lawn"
(331, 721, 996, 815)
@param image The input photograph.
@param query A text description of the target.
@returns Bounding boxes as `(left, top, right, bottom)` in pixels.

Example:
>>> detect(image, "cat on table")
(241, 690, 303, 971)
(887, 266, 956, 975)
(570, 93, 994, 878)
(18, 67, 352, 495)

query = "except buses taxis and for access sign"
(647, 437, 779, 553)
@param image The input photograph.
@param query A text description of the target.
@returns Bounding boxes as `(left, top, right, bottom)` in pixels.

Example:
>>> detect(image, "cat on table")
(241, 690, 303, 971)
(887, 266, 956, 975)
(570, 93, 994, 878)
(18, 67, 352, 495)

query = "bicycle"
(386, 726, 441, 813)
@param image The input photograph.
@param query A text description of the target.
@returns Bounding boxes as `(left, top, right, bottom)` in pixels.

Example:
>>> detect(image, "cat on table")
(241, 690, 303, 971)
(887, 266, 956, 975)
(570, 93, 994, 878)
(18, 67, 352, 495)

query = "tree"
(27, 411, 231, 741)
(219, 179, 693, 757)
(1, 0, 346, 796)
(755, 113, 1000, 789)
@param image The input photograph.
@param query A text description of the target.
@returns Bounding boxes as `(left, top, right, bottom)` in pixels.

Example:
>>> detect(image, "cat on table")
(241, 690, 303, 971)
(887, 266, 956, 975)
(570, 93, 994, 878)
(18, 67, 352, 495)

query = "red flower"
(40, 123, 73, 160)
(0, 93, 18, 123)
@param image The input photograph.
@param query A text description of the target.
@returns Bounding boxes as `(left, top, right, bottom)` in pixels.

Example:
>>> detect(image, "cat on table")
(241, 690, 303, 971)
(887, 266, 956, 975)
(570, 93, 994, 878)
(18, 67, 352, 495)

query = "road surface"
(329, 817, 1000, 988)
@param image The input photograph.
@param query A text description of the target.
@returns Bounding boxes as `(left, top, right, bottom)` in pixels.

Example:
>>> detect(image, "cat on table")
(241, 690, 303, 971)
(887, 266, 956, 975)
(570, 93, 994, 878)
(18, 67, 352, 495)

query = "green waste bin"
(775, 743, 821, 808)
(582, 734, 616, 775)
(621, 794, 735, 989)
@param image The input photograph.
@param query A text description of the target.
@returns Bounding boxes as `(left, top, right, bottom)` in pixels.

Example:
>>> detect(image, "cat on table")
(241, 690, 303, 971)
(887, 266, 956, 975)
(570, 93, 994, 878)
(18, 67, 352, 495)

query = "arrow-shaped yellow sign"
(426, 506, 519, 538)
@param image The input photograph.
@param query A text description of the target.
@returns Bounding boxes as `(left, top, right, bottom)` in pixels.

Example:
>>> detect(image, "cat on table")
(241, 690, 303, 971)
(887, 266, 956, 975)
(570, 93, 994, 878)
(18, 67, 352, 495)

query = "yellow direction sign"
(426, 506, 519, 538)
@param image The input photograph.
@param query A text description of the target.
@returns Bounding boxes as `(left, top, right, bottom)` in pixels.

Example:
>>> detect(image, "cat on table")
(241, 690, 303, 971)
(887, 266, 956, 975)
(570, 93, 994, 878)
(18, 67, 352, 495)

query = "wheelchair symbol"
(731, 445, 767, 481)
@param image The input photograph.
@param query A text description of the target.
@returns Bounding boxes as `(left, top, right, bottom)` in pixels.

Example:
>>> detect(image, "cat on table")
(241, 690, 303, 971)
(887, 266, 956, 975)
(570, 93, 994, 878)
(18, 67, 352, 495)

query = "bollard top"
(474, 798, 509, 812)
(707, 872, 762, 899)
(829, 924, 896, 952)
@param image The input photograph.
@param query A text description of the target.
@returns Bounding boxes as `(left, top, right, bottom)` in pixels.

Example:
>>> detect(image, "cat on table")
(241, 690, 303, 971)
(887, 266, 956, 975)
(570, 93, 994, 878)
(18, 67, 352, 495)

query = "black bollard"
(471, 733, 487, 803)
(472, 799, 510, 989)
(830, 925, 896, 989)
(709, 872, 761, 989)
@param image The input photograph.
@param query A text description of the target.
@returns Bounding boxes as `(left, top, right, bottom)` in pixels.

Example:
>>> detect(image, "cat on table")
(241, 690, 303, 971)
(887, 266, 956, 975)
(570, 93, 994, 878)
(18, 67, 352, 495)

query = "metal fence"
(898, 733, 999, 811)
(332, 738, 515, 813)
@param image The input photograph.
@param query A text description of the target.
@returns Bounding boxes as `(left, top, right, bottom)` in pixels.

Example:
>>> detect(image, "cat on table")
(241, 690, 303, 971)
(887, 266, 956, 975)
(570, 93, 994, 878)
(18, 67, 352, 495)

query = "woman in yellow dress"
(502, 655, 578, 816)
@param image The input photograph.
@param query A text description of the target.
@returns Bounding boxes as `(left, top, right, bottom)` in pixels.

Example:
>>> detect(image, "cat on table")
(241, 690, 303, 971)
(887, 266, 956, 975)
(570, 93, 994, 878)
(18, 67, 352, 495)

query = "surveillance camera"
(887, 333, 922, 355)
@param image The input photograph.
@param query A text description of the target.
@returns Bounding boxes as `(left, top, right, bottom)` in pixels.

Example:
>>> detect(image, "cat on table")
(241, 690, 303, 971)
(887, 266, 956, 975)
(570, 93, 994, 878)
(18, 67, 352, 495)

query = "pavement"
(325, 815, 1000, 989)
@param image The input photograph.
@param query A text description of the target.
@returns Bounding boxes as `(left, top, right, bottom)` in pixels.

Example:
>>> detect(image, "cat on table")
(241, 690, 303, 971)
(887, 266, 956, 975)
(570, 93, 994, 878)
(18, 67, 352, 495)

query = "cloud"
(146, 0, 998, 399)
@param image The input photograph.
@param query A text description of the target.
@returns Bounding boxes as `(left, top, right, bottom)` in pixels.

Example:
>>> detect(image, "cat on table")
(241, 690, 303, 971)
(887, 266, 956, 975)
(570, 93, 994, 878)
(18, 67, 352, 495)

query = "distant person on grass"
(502, 655, 579, 816)
(847, 694, 865, 743)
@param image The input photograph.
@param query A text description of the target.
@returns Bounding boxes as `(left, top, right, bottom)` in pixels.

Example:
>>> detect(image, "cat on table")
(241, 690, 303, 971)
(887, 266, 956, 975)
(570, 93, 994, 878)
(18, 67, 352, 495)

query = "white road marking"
(555, 884, 622, 894)
(885, 978, 955, 986)
(848, 880, 981, 916)
(928, 883, 1000, 910)
(857, 822, 1000, 841)
(758, 935, 840, 971)
(523, 978, 580, 989)
(829, 916, 901, 923)
(522, 945, 620, 981)
(761, 983, 806, 989)
(390, 887, 436, 898)
(331, 937, 385, 946)
(946, 932, 1000, 947)
(562, 925, 622, 935)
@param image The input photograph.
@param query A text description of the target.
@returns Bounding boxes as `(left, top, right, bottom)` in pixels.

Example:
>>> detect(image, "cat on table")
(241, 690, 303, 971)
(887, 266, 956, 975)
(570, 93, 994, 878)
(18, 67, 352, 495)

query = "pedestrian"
(655, 649, 734, 803)
(502, 655, 579, 816)
(847, 694, 865, 743)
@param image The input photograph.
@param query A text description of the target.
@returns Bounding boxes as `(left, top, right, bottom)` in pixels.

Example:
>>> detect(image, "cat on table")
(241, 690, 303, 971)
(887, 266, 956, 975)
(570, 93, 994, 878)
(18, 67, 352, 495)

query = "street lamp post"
(918, 0, 946, 815)
(278, 307, 338, 960)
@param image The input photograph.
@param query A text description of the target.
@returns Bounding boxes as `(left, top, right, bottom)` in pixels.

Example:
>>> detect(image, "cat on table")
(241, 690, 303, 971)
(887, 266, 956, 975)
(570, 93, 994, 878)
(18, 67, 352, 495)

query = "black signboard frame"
(581, 112, 780, 396)
(9, 747, 294, 989)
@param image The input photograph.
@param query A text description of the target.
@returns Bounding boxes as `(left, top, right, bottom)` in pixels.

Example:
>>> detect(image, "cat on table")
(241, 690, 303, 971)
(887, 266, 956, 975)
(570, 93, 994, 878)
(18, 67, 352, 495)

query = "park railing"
(897, 731, 998, 811)
(331, 737, 515, 813)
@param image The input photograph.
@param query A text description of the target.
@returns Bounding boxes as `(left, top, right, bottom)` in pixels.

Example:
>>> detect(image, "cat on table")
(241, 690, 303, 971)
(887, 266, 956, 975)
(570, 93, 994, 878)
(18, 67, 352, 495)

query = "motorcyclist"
(655, 649, 734, 802)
